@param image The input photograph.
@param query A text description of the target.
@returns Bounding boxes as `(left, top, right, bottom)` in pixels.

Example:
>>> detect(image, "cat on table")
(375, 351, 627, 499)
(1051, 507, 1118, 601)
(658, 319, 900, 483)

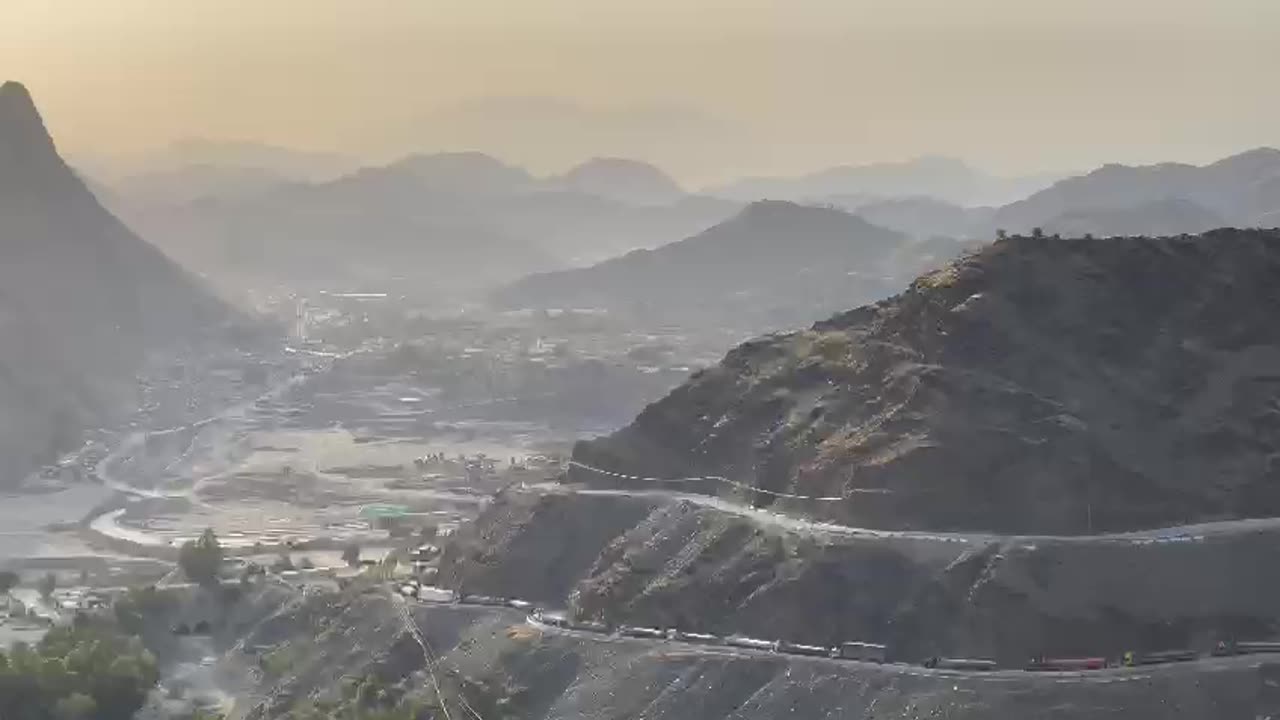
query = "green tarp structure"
(359, 504, 410, 519)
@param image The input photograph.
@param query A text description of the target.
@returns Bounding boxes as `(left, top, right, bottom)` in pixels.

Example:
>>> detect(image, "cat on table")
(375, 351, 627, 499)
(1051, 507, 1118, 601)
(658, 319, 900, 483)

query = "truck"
(779, 641, 831, 658)
(1213, 640, 1280, 656)
(923, 657, 998, 671)
(725, 636, 780, 652)
(671, 630, 721, 645)
(459, 594, 508, 607)
(1025, 657, 1107, 671)
(539, 611, 571, 628)
(834, 641, 887, 663)
(1122, 649, 1197, 666)
(619, 626, 667, 640)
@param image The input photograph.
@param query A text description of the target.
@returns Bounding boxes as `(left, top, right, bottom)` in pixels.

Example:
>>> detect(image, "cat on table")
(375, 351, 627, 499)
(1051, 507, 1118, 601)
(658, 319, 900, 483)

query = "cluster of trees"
(0, 616, 159, 720)
(178, 529, 224, 586)
(0, 570, 17, 595)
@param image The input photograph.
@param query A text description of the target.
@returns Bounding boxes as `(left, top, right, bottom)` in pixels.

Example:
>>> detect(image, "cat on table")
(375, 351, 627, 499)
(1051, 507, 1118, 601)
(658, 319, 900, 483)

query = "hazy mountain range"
(851, 148, 1280, 240)
(0, 82, 236, 486)
(706, 156, 1065, 207)
(102, 152, 736, 297)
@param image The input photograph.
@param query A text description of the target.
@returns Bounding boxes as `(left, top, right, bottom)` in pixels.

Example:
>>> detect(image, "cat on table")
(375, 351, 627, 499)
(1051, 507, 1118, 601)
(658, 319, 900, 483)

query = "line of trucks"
(397, 583, 1280, 671)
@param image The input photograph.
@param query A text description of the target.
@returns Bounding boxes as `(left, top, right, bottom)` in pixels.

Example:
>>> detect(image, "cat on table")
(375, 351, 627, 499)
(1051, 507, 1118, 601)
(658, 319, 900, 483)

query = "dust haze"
(4, 2, 1280, 719)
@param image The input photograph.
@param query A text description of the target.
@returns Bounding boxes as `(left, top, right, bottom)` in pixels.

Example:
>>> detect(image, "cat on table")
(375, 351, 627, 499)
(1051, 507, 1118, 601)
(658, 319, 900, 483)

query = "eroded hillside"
(575, 229, 1280, 534)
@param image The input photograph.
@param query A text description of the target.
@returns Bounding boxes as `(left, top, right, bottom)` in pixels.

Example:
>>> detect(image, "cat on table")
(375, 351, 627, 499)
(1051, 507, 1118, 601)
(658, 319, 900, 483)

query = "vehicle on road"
(725, 635, 780, 652)
(1213, 640, 1280, 656)
(923, 657, 998, 671)
(1123, 649, 1197, 666)
(1025, 657, 1108, 671)
(779, 641, 830, 658)
(619, 626, 667, 639)
(834, 641, 887, 663)
(539, 612, 571, 628)
(459, 594, 508, 607)
(670, 630, 721, 645)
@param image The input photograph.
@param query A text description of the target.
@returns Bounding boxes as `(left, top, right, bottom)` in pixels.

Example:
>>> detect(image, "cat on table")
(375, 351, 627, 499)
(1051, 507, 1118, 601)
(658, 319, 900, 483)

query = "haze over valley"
(4, 2, 1280, 718)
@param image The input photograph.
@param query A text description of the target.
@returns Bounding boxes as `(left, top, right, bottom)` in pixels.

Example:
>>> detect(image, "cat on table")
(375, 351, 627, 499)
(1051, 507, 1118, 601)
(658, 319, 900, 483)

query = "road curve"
(525, 482, 1280, 547)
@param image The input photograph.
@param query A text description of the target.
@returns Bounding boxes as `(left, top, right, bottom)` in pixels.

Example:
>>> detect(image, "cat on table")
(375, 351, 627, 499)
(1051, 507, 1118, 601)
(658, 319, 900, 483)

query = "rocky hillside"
(573, 228, 1280, 534)
(441, 488, 1280, 664)
(210, 576, 1280, 720)
(0, 81, 235, 486)
(494, 201, 968, 334)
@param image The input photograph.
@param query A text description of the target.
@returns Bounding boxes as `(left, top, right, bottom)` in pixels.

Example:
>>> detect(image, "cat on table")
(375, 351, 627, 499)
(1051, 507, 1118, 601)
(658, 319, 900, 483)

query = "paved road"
(527, 482, 1280, 547)
(398, 594, 1278, 682)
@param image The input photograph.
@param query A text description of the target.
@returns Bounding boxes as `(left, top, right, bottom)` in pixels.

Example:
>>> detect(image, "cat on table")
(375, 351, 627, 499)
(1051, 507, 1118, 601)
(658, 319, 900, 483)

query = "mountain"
(377, 151, 537, 195)
(852, 196, 995, 240)
(707, 157, 1060, 207)
(552, 157, 685, 205)
(992, 148, 1280, 234)
(573, 228, 1280, 534)
(493, 201, 969, 335)
(0, 81, 235, 485)
(119, 153, 734, 297)
(1039, 197, 1226, 238)
(75, 138, 354, 184)
(97, 163, 292, 210)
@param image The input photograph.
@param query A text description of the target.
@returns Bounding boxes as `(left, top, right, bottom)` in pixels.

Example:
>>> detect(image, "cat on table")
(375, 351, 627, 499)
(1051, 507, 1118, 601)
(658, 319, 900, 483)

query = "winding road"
(544, 461, 1280, 546)
(393, 591, 1280, 683)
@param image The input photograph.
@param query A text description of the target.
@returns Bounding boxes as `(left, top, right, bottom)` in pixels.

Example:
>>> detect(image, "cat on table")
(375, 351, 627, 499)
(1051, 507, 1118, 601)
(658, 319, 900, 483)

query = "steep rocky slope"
(224, 572, 1280, 720)
(441, 489, 1280, 663)
(0, 81, 236, 486)
(573, 228, 1280, 534)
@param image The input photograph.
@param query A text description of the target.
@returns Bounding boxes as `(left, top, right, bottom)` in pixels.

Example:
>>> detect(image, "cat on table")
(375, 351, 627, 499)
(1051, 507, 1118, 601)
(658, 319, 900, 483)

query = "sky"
(3, 0, 1279, 184)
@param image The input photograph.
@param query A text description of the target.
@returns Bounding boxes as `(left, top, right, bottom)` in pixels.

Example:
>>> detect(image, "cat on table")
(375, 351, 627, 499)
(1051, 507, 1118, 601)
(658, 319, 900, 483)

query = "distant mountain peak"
(734, 199, 867, 227)
(557, 157, 684, 205)
(386, 151, 534, 193)
(1, 81, 56, 155)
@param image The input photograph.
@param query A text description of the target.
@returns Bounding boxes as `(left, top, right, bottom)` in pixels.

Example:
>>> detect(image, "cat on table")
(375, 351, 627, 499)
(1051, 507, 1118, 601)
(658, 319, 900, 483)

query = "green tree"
(0, 617, 159, 720)
(342, 543, 361, 568)
(178, 529, 224, 587)
(39, 572, 57, 600)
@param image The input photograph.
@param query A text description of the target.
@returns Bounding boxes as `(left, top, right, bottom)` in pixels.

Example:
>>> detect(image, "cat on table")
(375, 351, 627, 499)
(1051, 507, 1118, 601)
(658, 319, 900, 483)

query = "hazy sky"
(3, 0, 1279, 183)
